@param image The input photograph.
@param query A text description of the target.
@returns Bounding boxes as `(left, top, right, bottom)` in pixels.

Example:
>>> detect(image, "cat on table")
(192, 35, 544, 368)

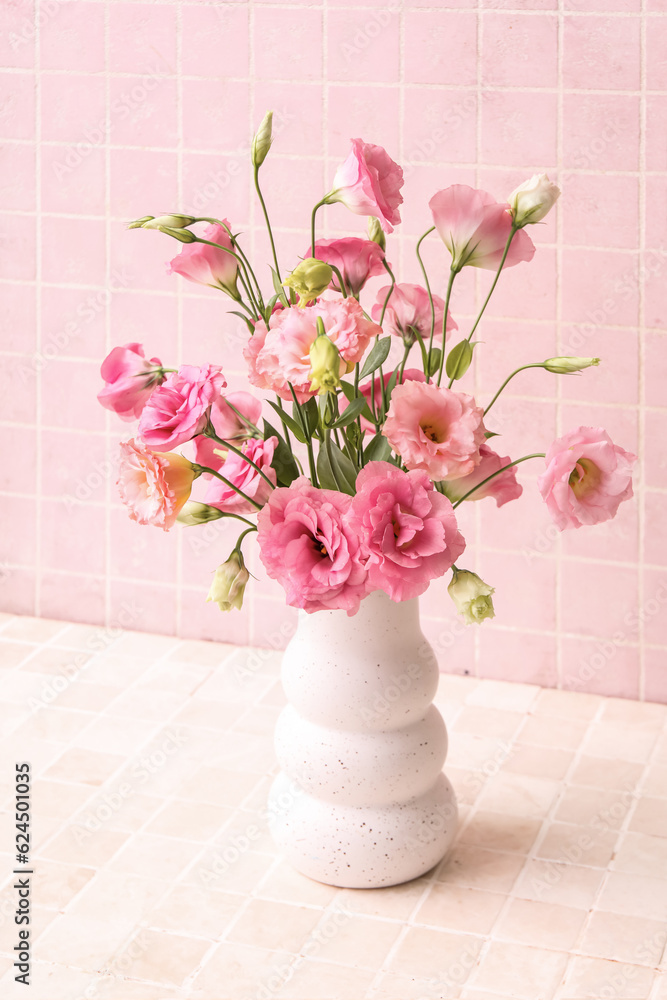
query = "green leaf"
(364, 433, 392, 463)
(427, 348, 442, 377)
(445, 339, 474, 381)
(300, 397, 320, 437)
(331, 396, 367, 428)
(384, 369, 399, 407)
(228, 310, 255, 333)
(359, 337, 391, 379)
(316, 438, 357, 495)
(263, 420, 300, 487)
(264, 294, 279, 323)
(270, 266, 289, 307)
(267, 400, 306, 443)
(484, 430, 500, 439)
(345, 421, 362, 450)
(338, 380, 374, 422)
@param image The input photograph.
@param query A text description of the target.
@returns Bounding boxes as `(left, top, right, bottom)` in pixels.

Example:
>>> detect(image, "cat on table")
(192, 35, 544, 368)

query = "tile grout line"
(637, 0, 647, 703)
(34, 0, 43, 619)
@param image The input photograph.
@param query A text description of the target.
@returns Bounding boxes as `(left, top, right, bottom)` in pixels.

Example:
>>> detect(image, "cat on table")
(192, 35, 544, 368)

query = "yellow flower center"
(569, 457, 601, 497)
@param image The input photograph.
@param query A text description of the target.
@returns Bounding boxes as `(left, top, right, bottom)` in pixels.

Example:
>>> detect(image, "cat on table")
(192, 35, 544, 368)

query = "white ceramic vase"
(267, 589, 458, 888)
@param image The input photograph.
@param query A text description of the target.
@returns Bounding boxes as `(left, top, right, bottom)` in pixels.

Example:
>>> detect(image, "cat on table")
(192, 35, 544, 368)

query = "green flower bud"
(543, 356, 600, 374)
(142, 215, 197, 230)
(508, 173, 560, 228)
(284, 258, 334, 305)
(176, 501, 224, 527)
(207, 550, 250, 612)
(155, 225, 198, 243)
(309, 331, 342, 395)
(127, 216, 155, 230)
(367, 216, 386, 251)
(252, 111, 274, 168)
(448, 569, 495, 625)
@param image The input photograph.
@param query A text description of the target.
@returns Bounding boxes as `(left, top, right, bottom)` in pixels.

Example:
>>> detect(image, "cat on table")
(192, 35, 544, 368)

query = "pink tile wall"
(1, 0, 666, 701)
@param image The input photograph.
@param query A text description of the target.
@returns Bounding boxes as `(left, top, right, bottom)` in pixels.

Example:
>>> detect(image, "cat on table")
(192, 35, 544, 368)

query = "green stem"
(398, 343, 411, 382)
(289, 384, 319, 487)
(217, 220, 265, 311)
(415, 225, 437, 365)
(233, 526, 257, 553)
(483, 364, 546, 416)
(218, 399, 261, 438)
(310, 198, 328, 259)
(436, 268, 457, 386)
(354, 362, 363, 467)
(205, 431, 276, 491)
(254, 165, 281, 281)
(452, 453, 546, 508)
(195, 465, 263, 509)
(275, 397, 294, 456)
(328, 263, 348, 297)
(379, 259, 396, 327)
(195, 238, 261, 316)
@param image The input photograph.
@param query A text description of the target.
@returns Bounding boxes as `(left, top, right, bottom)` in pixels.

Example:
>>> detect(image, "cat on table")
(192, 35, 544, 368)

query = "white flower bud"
(508, 174, 560, 227)
(448, 569, 495, 625)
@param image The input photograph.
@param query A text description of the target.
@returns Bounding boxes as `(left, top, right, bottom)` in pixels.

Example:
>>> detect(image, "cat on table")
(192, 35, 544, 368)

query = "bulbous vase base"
(267, 770, 458, 889)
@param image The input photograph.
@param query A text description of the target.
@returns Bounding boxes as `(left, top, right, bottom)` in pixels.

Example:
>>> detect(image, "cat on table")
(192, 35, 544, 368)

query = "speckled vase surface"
(267, 589, 458, 889)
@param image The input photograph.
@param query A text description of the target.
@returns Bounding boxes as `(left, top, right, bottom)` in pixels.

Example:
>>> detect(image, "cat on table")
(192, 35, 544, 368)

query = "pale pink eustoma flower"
(204, 436, 278, 514)
(372, 283, 457, 345)
(429, 185, 535, 271)
(257, 478, 369, 615)
(244, 299, 381, 403)
(309, 237, 387, 295)
(138, 363, 227, 451)
(193, 391, 262, 471)
(382, 379, 486, 480)
(339, 368, 425, 435)
(167, 222, 239, 297)
(348, 462, 466, 602)
(97, 342, 163, 421)
(538, 426, 636, 530)
(441, 443, 523, 507)
(328, 139, 404, 234)
(117, 438, 196, 531)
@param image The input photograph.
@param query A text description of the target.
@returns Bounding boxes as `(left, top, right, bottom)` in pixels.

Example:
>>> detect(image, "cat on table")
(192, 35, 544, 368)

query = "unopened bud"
(367, 216, 386, 251)
(309, 330, 342, 395)
(155, 226, 198, 243)
(207, 550, 250, 612)
(142, 215, 196, 230)
(177, 502, 224, 526)
(543, 356, 600, 374)
(252, 111, 274, 168)
(508, 173, 560, 227)
(284, 258, 333, 306)
(448, 569, 495, 625)
(127, 216, 155, 229)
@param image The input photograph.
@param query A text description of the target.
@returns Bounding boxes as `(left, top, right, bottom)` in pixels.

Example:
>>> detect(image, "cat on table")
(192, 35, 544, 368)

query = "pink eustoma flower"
(329, 139, 404, 234)
(538, 426, 636, 531)
(117, 438, 196, 531)
(372, 283, 457, 345)
(383, 379, 486, 481)
(193, 391, 262, 471)
(167, 222, 239, 297)
(339, 368, 425, 435)
(349, 462, 466, 602)
(309, 237, 387, 295)
(441, 443, 523, 507)
(204, 436, 278, 514)
(138, 363, 227, 451)
(98, 342, 163, 421)
(244, 299, 381, 403)
(429, 185, 535, 271)
(257, 478, 369, 615)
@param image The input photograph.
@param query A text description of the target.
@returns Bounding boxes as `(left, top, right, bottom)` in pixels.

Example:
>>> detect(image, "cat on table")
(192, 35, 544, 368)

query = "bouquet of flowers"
(98, 112, 636, 623)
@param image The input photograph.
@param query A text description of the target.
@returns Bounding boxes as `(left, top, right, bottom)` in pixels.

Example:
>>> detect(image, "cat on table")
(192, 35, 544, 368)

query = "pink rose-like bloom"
(309, 237, 387, 295)
(244, 299, 381, 403)
(204, 436, 278, 514)
(138, 363, 227, 451)
(441, 443, 523, 507)
(538, 426, 636, 531)
(117, 439, 196, 531)
(429, 185, 535, 271)
(383, 379, 486, 481)
(257, 478, 368, 615)
(167, 222, 239, 297)
(340, 368, 425, 435)
(329, 139, 404, 234)
(193, 391, 262, 471)
(372, 283, 457, 345)
(98, 342, 163, 421)
(349, 462, 466, 602)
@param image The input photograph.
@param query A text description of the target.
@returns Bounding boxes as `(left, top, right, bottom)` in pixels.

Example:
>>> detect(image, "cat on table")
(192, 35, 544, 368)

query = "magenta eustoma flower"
(382, 379, 486, 481)
(538, 427, 636, 530)
(348, 462, 466, 603)
(167, 222, 239, 297)
(204, 436, 278, 515)
(328, 139, 404, 234)
(137, 364, 227, 451)
(310, 237, 387, 295)
(98, 342, 163, 421)
(257, 478, 368, 615)
(429, 185, 535, 272)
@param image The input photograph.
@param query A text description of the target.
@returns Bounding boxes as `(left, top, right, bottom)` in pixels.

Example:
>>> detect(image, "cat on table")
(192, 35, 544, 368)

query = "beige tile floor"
(0, 612, 665, 1000)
